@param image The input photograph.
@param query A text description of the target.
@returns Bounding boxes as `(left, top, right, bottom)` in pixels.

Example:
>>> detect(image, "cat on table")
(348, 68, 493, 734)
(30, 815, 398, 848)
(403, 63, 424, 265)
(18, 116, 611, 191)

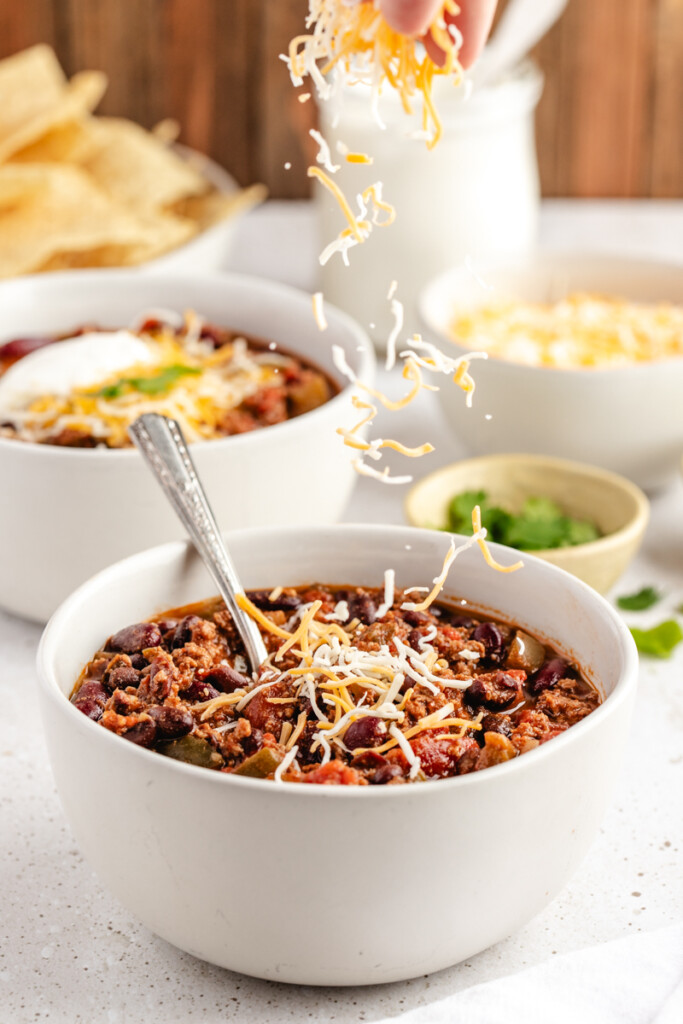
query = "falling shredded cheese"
(401, 534, 485, 613)
(284, 0, 464, 149)
(312, 291, 328, 331)
(471, 506, 525, 574)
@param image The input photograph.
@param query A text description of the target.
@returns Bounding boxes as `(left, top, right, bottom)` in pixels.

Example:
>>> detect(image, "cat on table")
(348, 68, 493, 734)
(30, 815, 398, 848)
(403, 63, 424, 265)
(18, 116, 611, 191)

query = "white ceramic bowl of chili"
(418, 252, 683, 492)
(0, 270, 374, 622)
(37, 523, 638, 986)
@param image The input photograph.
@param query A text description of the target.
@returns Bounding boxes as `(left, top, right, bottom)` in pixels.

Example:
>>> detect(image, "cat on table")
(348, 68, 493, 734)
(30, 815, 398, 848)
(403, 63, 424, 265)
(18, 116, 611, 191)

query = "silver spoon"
(128, 413, 268, 673)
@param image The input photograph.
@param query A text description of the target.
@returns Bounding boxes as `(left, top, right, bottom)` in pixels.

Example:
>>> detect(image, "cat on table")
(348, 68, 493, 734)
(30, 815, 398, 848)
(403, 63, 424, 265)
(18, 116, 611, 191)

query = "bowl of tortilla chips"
(0, 44, 264, 277)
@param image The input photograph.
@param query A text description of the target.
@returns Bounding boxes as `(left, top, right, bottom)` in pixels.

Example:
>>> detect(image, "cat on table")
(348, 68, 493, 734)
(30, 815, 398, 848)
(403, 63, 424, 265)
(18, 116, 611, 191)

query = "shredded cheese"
(284, 0, 464, 149)
(471, 506, 524, 574)
(449, 293, 683, 369)
(274, 745, 299, 782)
(312, 291, 328, 331)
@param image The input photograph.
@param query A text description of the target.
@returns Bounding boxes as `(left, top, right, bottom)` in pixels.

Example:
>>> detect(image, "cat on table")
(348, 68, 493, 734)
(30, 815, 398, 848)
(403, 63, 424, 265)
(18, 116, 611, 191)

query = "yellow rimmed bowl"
(405, 454, 650, 594)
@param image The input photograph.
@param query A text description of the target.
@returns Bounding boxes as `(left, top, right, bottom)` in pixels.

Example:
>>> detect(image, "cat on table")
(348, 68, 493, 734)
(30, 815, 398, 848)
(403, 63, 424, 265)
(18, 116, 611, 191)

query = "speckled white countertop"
(1, 200, 682, 1023)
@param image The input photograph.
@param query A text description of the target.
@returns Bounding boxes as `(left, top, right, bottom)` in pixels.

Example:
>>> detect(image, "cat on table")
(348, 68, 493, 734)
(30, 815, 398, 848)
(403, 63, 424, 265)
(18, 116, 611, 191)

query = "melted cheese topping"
(0, 312, 300, 447)
(450, 293, 683, 369)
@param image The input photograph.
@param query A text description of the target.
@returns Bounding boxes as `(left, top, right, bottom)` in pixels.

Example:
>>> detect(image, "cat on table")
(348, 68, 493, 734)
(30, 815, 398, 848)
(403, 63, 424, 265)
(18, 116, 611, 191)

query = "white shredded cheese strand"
(309, 128, 340, 173)
(274, 745, 299, 783)
(376, 568, 395, 619)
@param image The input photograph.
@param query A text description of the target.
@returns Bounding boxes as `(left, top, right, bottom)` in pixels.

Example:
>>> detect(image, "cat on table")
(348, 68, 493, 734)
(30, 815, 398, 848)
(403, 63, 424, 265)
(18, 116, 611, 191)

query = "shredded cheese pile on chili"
(193, 526, 520, 782)
(0, 312, 310, 447)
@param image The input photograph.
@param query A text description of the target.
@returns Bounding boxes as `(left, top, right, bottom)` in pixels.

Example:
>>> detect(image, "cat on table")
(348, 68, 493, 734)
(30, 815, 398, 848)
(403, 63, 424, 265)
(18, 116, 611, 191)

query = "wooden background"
(2, 0, 682, 199)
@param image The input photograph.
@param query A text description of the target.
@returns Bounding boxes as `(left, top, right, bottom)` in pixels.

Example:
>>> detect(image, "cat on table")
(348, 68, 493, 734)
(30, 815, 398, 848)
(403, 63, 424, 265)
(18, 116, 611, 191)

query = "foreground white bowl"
(38, 524, 638, 986)
(0, 271, 374, 621)
(419, 252, 683, 491)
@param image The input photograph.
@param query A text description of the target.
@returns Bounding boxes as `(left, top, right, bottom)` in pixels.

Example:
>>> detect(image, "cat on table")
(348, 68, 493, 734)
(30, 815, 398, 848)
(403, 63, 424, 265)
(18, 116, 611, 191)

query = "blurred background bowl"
(419, 252, 683, 491)
(405, 453, 650, 594)
(142, 145, 255, 273)
(0, 270, 374, 622)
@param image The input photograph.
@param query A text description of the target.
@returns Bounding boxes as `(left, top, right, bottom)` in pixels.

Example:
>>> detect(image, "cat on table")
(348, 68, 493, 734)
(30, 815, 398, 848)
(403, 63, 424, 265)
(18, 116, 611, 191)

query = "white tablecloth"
(1, 200, 682, 1023)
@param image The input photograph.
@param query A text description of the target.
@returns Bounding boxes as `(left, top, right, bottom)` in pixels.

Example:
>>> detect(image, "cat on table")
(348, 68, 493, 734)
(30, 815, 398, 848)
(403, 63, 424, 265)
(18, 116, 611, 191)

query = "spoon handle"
(128, 413, 268, 673)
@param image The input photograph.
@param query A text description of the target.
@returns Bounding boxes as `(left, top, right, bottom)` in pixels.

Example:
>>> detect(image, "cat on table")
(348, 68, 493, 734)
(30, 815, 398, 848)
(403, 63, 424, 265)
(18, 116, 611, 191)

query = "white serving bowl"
(418, 252, 683, 491)
(38, 524, 638, 986)
(0, 271, 374, 622)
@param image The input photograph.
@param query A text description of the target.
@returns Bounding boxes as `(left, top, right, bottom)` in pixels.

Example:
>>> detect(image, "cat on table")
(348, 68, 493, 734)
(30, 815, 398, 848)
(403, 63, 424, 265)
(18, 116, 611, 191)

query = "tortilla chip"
(0, 163, 156, 277)
(10, 117, 98, 164)
(79, 117, 208, 212)
(0, 45, 106, 162)
(173, 183, 267, 231)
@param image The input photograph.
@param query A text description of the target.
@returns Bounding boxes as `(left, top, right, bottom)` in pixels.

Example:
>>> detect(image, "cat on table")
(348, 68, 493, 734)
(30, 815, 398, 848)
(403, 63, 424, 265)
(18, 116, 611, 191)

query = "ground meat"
(71, 586, 600, 785)
(536, 677, 600, 726)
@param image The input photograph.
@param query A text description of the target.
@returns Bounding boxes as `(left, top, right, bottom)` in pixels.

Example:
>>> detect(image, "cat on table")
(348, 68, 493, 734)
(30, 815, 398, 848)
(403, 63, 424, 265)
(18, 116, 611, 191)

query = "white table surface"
(2, 199, 683, 1023)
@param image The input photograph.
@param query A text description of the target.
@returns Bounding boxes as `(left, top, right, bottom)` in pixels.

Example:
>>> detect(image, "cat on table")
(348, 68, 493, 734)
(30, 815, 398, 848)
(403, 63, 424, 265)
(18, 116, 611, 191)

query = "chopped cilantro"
(617, 586, 662, 612)
(630, 620, 683, 658)
(93, 364, 201, 399)
(444, 490, 600, 552)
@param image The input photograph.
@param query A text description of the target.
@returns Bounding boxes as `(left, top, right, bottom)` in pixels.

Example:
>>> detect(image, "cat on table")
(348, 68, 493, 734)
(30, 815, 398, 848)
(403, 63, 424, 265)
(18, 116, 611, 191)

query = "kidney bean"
(472, 622, 505, 661)
(241, 727, 263, 757)
(529, 658, 568, 696)
(348, 593, 377, 625)
(479, 712, 514, 739)
(371, 762, 405, 785)
(246, 590, 302, 613)
(407, 627, 430, 652)
(403, 610, 433, 627)
(157, 618, 179, 637)
(106, 666, 140, 691)
(0, 336, 55, 365)
(199, 324, 229, 347)
(122, 718, 157, 748)
(343, 716, 387, 751)
(171, 615, 205, 649)
(108, 622, 162, 655)
(350, 750, 387, 771)
(465, 672, 521, 711)
(197, 664, 249, 693)
(147, 705, 194, 739)
(72, 680, 108, 721)
(180, 678, 220, 703)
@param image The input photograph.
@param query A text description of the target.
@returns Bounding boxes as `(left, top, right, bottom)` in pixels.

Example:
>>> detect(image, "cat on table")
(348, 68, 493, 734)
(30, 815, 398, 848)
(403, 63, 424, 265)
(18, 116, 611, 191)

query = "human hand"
(378, 0, 498, 69)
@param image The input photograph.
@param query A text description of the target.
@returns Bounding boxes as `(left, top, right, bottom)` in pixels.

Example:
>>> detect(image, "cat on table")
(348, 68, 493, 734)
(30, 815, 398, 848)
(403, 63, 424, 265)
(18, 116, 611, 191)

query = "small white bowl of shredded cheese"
(419, 252, 683, 491)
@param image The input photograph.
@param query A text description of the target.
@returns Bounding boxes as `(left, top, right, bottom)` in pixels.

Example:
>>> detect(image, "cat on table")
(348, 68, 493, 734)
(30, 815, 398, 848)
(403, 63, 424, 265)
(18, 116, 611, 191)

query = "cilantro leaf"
(443, 489, 601, 551)
(563, 518, 600, 546)
(93, 364, 201, 399)
(617, 586, 662, 612)
(630, 620, 683, 658)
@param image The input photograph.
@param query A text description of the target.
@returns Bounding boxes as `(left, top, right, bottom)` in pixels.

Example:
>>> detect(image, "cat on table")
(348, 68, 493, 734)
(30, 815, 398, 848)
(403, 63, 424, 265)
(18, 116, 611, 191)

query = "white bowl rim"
(404, 452, 650, 557)
(37, 522, 639, 799)
(0, 269, 374, 459)
(419, 250, 683, 378)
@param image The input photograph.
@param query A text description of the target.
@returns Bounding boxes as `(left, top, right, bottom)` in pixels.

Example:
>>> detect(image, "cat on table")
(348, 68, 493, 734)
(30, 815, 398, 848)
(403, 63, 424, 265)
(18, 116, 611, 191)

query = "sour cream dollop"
(0, 331, 157, 413)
